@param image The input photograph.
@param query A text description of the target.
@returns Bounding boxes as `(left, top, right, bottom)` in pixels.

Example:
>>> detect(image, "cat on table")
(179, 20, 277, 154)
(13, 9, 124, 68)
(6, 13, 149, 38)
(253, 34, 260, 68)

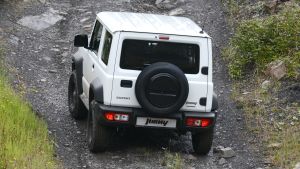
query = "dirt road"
(0, 0, 263, 168)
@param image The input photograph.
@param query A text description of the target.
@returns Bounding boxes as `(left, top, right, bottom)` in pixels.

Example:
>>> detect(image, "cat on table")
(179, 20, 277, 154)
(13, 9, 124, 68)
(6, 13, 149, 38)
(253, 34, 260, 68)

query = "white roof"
(97, 12, 210, 38)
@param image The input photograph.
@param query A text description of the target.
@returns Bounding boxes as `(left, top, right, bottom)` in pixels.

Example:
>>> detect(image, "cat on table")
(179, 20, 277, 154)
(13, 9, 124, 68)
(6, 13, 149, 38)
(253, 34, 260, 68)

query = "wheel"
(87, 100, 114, 153)
(68, 71, 87, 120)
(135, 62, 189, 114)
(192, 128, 214, 155)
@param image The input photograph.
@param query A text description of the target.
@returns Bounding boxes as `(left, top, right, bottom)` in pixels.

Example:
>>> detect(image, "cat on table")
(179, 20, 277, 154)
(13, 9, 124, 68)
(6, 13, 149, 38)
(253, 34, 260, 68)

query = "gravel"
(0, 0, 264, 168)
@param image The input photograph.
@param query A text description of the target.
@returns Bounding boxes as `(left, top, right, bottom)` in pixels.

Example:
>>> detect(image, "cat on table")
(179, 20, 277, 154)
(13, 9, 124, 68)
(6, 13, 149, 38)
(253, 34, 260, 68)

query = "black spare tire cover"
(135, 62, 189, 114)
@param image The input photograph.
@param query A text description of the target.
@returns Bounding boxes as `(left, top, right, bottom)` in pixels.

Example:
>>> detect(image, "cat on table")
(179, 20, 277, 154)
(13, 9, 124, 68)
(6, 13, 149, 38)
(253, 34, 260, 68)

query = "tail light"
(186, 118, 212, 127)
(104, 112, 129, 122)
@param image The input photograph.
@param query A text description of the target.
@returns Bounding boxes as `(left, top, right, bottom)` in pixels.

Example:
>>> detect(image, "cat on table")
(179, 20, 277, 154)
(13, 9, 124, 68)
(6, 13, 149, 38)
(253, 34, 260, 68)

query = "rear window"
(120, 39, 200, 74)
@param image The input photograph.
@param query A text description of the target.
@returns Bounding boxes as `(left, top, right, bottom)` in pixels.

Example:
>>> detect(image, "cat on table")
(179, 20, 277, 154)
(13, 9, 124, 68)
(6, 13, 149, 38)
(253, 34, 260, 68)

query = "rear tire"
(68, 71, 87, 120)
(192, 128, 214, 155)
(87, 100, 114, 153)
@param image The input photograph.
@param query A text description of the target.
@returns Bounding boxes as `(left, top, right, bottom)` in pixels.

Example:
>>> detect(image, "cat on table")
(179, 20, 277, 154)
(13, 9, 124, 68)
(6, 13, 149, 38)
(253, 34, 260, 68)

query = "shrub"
(224, 5, 300, 79)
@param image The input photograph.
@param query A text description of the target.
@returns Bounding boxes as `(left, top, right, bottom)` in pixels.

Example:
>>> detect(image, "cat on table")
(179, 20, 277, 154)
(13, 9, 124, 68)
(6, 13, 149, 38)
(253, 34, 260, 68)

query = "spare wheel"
(135, 62, 189, 114)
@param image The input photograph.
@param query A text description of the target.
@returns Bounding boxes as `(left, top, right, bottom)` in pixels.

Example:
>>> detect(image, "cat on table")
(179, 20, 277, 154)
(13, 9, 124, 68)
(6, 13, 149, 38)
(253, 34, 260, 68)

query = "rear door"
(111, 32, 209, 112)
(82, 20, 104, 103)
(82, 19, 116, 106)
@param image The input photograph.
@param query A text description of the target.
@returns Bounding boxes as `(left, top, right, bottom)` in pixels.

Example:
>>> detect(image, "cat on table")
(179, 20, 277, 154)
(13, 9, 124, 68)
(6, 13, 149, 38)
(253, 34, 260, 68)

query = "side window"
(101, 31, 112, 65)
(90, 20, 103, 53)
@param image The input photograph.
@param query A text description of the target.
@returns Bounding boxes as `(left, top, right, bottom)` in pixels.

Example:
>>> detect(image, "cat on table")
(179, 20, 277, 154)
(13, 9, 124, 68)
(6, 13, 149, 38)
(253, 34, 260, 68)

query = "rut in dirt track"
(0, 0, 263, 168)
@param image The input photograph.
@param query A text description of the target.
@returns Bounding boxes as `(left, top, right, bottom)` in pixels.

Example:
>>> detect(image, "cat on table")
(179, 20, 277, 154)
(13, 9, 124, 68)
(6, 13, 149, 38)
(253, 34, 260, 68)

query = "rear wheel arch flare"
(90, 78, 104, 104)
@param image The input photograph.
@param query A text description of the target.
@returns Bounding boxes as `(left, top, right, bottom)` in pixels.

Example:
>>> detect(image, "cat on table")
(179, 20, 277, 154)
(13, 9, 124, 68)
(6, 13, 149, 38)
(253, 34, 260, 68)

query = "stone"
(261, 80, 271, 90)
(169, 8, 185, 16)
(61, 52, 68, 57)
(155, 0, 164, 5)
(265, 60, 286, 80)
(213, 145, 224, 153)
(17, 8, 64, 31)
(236, 117, 242, 121)
(264, 0, 279, 14)
(54, 143, 59, 148)
(186, 154, 197, 160)
(51, 48, 60, 52)
(49, 70, 57, 73)
(218, 158, 226, 165)
(83, 24, 92, 29)
(43, 56, 51, 61)
(267, 143, 282, 149)
(155, 0, 177, 9)
(59, 11, 68, 16)
(9, 35, 20, 45)
(112, 156, 120, 159)
(80, 17, 89, 23)
(220, 147, 236, 158)
(242, 91, 251, 95)
(294, 162, 300, 169)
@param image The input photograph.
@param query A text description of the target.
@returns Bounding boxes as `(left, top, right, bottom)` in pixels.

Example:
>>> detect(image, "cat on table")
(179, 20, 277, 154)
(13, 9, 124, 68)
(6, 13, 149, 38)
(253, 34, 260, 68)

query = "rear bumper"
(94, 104, 216, 133)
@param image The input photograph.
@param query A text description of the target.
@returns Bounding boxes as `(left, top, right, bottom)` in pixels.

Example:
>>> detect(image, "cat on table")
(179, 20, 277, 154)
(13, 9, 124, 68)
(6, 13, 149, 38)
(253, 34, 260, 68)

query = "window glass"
(120, 40, 200, 74)
(101, 31, 112, 65)
(90, 20, 103, 53)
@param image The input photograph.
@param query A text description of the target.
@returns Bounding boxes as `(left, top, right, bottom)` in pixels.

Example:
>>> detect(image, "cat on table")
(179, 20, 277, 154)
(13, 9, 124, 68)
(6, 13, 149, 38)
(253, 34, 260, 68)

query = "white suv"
(68, 12, 218, 155)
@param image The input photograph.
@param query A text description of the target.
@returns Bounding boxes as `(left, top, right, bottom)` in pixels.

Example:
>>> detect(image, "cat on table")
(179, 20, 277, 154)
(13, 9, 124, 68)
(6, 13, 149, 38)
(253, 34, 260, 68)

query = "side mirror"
(74, 34, 88, 48)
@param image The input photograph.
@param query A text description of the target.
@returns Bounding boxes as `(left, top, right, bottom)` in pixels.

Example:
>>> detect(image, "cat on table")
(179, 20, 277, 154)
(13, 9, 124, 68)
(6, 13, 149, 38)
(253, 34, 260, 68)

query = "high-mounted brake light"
(104, 112, 129, 122)
(159, 35, 169, 40)
(186, 118, 212, 127)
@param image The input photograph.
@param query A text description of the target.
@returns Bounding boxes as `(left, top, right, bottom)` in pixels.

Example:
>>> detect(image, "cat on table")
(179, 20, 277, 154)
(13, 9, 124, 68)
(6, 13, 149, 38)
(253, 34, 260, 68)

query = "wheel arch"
(72, 55, 83, 94)
(89, 78, 104, 104)
(211, 92, 218, 111)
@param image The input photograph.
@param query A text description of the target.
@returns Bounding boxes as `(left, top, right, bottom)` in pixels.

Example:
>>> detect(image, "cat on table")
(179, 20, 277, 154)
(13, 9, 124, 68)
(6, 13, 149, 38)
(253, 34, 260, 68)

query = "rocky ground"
(0, 0, 265, 168)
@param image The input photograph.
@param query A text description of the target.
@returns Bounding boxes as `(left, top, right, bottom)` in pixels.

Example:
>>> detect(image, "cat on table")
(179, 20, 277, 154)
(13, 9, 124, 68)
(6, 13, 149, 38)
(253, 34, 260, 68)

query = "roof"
(97, 12, 210, 38)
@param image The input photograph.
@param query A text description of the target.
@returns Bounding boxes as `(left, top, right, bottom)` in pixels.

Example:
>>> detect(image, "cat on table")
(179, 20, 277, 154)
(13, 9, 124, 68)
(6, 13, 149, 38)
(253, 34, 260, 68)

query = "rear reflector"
(186, 118, 212, 127)
(104, 112, 129, 122)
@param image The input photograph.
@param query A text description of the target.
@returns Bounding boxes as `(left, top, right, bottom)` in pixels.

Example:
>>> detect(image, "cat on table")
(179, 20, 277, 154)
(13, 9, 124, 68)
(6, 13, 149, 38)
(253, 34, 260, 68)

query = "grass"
(161, 151, 183, 169)
(0, 42, 57, 168)
(232, 79, 300, 168)
(222, 0, 300, 168)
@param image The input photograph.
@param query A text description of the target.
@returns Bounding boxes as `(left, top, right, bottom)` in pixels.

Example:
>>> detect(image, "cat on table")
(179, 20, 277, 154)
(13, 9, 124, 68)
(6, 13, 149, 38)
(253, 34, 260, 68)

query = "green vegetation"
(0, 44, 57, 168)
(223, 5, 300, 79)
(232, 80, 300, 168)
(161, 151, 183, 169)
(222, 0, 300, 168)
